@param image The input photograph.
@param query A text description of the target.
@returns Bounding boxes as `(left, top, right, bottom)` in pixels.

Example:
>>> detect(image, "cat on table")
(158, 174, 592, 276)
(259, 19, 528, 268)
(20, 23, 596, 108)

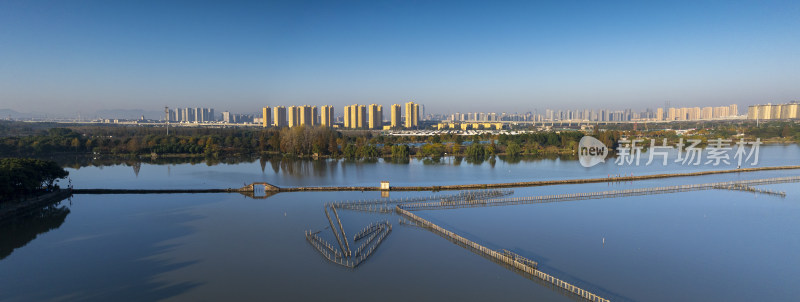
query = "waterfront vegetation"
(0, 158, 69, 202)
(0, 120, 798, 162)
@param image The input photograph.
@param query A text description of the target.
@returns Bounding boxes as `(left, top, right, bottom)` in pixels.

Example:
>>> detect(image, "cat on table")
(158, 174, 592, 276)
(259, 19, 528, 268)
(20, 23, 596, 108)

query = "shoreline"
(0, 190, 73, 221)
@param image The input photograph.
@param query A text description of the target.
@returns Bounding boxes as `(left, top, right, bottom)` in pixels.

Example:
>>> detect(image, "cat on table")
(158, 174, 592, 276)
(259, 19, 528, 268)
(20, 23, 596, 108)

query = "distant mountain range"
(0, 109, 32, 119)
(93, 109, 164, 120)
(0, 108, 165, 120)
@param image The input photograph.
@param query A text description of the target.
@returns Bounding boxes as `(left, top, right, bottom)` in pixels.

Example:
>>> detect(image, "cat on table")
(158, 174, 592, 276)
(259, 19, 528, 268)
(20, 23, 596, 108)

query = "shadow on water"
(0, 195, 206, 302)
(0, 200, 70, 260)
(47, 258, 204, 302)
(507, 245, 639, 302)
(46, 209, 206, 302)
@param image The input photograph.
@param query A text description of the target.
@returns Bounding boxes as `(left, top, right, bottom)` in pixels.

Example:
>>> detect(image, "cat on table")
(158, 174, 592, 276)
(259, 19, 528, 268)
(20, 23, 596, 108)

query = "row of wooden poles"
(307, 202, 394, 268)
(399, 176, 800, 211)
(396, 206, 610, 302)
(502, 249, 539, 269)
(333, 189, 513, 213)
(332, 188, 513, 206)
(305, 222, 392, 268)
(712, 184, 787, 197)
(306, 176, 796, 300)
(388, 175, 798, 301)
(354, 221, 383, 241)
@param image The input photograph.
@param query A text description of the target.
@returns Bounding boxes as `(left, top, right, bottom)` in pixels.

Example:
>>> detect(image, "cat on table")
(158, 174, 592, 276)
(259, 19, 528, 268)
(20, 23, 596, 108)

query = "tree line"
(2, 120, 795, 162)
(1, 158, 69, 201)
(0, 122, 587, 160)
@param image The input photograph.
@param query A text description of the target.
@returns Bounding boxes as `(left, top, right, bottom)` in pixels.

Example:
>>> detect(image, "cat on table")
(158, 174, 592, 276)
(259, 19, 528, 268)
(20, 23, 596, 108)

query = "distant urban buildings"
(658, 104, 738, 121)
(255, 102, 422, 129)
(256, 105, 332, 128)
(279, 105, 320, 127)
(223, 111, 254, 124)
(169, 107, 216, 123)
(162, 101, 757, 128)
(445, 104, 740, 123)
(436, 122, 503, 130)
(748, 102, 800, 120)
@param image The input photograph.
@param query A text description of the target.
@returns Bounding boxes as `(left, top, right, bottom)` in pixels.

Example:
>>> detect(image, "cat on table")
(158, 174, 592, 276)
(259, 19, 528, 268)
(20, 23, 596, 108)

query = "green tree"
(465, 143, 486, 160)
(506, 141, 522, 156)
(342, 143, 357, 159)
(421, 143, 445, 158)
(71, 138, 81, 152)
(357, 145, 379, 158)
(0, 158, 69, 200)
(391, 144, 410, 158)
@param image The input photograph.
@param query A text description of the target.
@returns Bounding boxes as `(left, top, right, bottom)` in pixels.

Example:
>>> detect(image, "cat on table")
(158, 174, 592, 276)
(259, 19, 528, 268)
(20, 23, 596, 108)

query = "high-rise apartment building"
(311, 106, 319, 126)
(759, 105, 772, 120)
(404, 102, 419, 128)
(288, 106, 299, 127)
(688, 107, 701, 120)
(769, 104, 781, 119)
(261, 106, 271, 127)
(344, 105, 352, 128)
(749, 102, 800, 120)
(298, 105, 313, 126)
(343, 104, 366, 129)
(390, 104, 402, 128)
(356, 105, 366, 128)
(171, 107, 216, 123)
(272, 106, 287, 127)
(781, 103, 799, 119)
(350, 105, 358, 128)
(414, 104, 419, 125)
(194, 108, 215, 122)
(368, 104, 383, 129)
(321, 105, 334, 126)
(351, 105, 357, 128)
(702, 107, 713, 120)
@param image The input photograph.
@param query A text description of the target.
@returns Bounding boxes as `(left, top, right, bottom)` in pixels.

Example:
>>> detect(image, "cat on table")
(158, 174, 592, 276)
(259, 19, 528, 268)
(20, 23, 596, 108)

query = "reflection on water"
(32, 144, 800, 181)
(0, 195, 209, 301)
(42, 152, 570, 172)
(0, 200, 70, 260)
(46, 145, 800, 192)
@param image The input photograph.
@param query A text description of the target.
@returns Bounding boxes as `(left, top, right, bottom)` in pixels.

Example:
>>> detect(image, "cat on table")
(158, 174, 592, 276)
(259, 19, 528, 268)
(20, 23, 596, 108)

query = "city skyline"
(153, 102, 755, 127)
(2, 1, 799, 115)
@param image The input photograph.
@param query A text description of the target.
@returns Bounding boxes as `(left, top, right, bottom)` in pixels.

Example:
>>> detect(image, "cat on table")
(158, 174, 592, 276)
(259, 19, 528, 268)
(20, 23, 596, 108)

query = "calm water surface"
(1, 145, 799, 301)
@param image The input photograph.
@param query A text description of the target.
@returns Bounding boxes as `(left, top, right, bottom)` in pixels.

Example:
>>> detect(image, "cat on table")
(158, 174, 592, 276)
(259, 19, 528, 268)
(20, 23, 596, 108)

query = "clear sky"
(1, 0, 798, 116)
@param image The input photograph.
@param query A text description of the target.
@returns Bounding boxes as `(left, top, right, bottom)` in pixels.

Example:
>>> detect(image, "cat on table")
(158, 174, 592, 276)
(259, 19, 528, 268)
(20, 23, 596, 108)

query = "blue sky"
(1, 0, 798, 116)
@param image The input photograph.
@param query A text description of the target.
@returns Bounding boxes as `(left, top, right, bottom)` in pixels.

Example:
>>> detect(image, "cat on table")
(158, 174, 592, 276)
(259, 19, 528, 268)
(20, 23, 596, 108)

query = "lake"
(1, 144, 799, 301)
